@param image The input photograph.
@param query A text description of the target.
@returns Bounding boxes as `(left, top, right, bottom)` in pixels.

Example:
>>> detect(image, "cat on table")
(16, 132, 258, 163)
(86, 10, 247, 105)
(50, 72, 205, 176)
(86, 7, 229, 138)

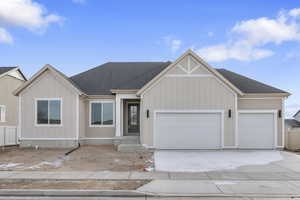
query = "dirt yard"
(0, 179, 149, 190)
(0, 145, 153, 171)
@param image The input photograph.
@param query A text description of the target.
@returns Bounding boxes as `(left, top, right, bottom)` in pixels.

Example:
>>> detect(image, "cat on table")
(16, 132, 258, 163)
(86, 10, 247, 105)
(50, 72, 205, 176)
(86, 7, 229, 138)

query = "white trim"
(117, 94, 140, 99)
(18, 95, 21, 142)
(237, 109, 278, 149)
(20, 138, 77, 141)
(0, 105, 6, 123)
(177, 64, 189, 74)
(34, 98, 63, 127)
(165, 74, 214, 77)
(281, 97, 285, 148)
(234, 93, 238, 148)
(153, 109, 225, 149)
(76, 95, 79, 141)
(89, 99, 115, 128)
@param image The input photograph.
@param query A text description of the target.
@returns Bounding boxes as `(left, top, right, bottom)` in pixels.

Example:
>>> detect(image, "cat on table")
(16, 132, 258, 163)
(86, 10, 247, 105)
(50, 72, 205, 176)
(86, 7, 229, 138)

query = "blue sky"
(0, 0, 300, 117)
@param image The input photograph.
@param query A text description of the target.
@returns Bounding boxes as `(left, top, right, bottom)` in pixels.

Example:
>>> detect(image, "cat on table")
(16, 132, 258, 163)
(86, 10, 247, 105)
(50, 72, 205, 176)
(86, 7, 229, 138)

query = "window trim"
(35, 98, 63, 127)
(89, 100, 115, 128)
(0, 105, 6, 123)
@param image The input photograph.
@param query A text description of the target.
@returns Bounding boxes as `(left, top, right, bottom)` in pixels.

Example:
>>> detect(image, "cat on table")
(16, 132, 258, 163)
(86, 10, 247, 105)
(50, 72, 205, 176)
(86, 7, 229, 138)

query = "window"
(36, 99, 62, 125)
(0, 105, 6, 122)
(90, 101, 114, 126)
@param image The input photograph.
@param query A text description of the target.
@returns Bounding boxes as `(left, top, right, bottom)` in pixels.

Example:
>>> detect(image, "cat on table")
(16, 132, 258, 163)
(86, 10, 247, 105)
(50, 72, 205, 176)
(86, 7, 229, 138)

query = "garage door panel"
(155, 112, 222, 149)
(238, 113, 275, 149)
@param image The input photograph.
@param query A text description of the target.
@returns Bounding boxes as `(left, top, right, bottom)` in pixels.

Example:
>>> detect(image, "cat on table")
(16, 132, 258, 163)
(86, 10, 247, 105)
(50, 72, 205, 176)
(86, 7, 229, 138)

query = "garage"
(238, 111, 276, 149)
(154, 111, 223, 149)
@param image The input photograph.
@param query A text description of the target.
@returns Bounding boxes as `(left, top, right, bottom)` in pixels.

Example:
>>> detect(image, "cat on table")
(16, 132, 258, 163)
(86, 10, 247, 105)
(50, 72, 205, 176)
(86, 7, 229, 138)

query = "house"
(285, 111, 300, 150)
(14, 50, 290, 149)
(0, 67, 26, 126)
(0, 67, 26, 146)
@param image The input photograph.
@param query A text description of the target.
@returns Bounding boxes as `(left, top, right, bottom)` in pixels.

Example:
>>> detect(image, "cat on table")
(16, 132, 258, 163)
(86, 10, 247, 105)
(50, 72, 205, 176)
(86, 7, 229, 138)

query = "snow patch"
(27, 156, 67, 169)
(0, 163, 22, 169)
(155, 151, 283, 172)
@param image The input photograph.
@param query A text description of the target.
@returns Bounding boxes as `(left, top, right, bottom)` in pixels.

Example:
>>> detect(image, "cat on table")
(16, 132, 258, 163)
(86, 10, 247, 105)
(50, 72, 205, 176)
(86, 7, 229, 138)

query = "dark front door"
(127, 103, 140, 135)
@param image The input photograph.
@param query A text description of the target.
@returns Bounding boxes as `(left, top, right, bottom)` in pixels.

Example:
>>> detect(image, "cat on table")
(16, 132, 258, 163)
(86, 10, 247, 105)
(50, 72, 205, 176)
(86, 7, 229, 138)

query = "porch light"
(228, 109, 232, 118)
(146, 110, 150, 118)
(278, 110, 282, 118)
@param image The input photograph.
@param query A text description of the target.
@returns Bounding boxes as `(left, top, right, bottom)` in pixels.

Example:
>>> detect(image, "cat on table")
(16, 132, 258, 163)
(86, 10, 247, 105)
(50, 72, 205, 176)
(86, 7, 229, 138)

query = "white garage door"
(154, 112, 222, 149)
(238, 112, 276, 149)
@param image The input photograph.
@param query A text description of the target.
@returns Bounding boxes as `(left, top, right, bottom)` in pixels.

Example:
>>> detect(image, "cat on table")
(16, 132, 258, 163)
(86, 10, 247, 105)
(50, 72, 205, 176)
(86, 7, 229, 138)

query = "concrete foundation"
(20, 140, 78, 148)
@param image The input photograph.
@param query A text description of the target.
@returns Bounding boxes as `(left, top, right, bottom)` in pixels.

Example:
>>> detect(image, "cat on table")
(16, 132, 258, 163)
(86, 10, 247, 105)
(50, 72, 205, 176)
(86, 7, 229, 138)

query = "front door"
(127, 103, 140, 135)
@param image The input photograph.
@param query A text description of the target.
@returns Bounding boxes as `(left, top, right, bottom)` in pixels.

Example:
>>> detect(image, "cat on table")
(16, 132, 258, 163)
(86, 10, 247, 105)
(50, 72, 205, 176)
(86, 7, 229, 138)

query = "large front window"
(36, 99, 62, 125)
(90, 101, 114, 126)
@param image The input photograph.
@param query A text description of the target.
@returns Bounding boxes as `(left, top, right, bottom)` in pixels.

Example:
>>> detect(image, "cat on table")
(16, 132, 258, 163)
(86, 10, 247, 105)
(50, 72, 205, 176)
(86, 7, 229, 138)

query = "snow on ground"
(0, 163, 23, 169)
(154, 150, 283, 172)
(27, 156, 68, 169)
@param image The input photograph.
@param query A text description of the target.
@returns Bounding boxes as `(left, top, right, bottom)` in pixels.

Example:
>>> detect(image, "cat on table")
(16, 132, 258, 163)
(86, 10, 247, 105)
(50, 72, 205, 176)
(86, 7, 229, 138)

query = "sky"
(0, 0, 300, 117)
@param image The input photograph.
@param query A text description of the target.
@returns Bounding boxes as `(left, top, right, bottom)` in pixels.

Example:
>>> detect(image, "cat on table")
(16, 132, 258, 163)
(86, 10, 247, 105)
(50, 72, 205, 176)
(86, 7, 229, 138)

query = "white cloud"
(0, 27, 13, 44)
(163, 36, 182, 53)
(0, 0, 63, 31)
(72, 0, 86, 4)
(289, 8, 300, 18)
(198, 8, 300, 62)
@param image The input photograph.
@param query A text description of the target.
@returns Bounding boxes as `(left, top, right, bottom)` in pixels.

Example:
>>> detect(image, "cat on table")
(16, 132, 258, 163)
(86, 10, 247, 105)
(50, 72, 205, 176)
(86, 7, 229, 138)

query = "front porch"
(115, 93, 141, 140)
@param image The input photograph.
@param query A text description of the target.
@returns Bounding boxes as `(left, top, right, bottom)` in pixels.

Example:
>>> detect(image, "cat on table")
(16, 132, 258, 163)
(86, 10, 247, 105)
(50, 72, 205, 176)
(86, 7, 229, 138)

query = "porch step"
(117, 144, 148, 152)
(113, 136, 140, 145)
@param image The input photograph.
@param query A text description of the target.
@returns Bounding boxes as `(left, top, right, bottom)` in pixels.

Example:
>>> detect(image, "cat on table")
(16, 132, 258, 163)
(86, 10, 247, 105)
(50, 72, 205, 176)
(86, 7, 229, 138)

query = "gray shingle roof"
(0, 67, 16, 75)
(69, 62, 288, 95)
(216, 68, 287, 94)
(70, 62, 171, 95)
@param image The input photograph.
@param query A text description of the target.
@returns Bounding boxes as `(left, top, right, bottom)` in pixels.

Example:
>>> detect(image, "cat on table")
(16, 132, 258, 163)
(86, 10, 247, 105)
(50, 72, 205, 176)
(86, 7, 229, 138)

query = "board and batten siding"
(0, 75, 24, 126)
(84, 99, 115, 138)
(141, 55, 236, 147)
(238, 98, 283, 147)
(20, 71, 77, 139)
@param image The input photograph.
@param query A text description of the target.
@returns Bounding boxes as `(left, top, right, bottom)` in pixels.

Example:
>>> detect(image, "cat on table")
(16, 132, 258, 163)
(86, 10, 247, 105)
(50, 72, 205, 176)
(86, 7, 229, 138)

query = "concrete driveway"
(154, 150, 300, 173)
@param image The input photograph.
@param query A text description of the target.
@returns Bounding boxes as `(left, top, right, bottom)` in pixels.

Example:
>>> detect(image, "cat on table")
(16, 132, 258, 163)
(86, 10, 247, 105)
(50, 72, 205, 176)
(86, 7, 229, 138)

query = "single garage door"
(238, 112, 276, 149)
(154, 112, 222, 149)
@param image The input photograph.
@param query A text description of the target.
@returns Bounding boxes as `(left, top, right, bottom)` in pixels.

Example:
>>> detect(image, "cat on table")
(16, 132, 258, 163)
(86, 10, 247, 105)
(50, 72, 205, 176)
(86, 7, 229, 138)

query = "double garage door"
(154, 111, 276, 149)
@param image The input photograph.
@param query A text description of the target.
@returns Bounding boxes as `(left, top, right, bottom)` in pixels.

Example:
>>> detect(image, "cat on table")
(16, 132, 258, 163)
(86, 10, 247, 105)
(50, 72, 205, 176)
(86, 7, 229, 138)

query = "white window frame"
(89, 100, 115, 128)
(0, 105, 6, 123)
(35, 98, 63, 127)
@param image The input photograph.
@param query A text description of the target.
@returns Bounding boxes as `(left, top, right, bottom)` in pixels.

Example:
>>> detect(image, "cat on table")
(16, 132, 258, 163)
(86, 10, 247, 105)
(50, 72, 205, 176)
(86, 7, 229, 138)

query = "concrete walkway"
(2, 171, 300, 180)
(138, 180, 300, 197)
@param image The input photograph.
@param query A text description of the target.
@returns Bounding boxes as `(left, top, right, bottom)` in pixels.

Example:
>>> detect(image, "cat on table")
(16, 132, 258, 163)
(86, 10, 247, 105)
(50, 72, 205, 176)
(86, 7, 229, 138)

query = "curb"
(0, 190, 146, 197)
(0, 189, 300, 198)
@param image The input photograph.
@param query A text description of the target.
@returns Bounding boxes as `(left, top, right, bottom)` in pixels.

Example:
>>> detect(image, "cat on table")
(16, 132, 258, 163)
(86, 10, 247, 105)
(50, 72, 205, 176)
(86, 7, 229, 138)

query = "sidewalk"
(138, 180, 300, 197)
(2, 171, 300, 180)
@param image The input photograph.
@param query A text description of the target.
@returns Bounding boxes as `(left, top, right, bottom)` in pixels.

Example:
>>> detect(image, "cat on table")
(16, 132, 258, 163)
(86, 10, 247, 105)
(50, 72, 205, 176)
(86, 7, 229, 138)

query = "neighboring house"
(0, 67, 26, 127)
(285, 111, 300, 150)
(14, 50, 290, 149)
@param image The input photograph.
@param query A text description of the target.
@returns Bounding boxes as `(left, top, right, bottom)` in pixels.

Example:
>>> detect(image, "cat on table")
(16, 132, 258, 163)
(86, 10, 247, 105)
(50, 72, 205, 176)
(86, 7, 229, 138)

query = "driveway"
(154, 150, 300, 173)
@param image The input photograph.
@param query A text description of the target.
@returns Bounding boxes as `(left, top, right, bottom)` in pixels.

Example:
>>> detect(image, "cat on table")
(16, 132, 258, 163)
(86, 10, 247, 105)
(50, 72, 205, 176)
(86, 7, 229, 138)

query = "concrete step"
(117, 144, 148, 152)
(113, 136, 140, 145)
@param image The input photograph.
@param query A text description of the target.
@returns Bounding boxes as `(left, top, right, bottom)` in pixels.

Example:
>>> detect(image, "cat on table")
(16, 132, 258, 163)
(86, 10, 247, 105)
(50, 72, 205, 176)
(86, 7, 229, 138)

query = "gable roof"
(70, 62, 171, 95)
(0, 67, 16, 75)
(14, 64, 84, 96)
(216, 69, 288, 94)
(0, 67, 27, 81)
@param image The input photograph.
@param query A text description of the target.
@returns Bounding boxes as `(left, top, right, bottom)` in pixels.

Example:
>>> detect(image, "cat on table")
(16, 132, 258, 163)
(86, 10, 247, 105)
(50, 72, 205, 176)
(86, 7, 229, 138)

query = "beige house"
(285, 111, 300, 150)
(14, 50, 290, 149)
(0, 67, 26, 127)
